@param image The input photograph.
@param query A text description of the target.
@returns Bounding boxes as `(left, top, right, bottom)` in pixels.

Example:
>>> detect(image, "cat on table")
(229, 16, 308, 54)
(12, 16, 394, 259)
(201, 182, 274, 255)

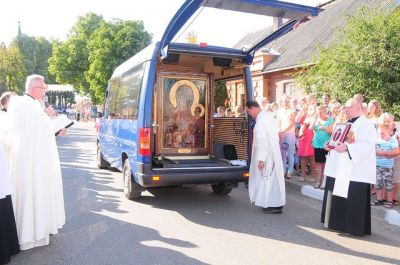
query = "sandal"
(298, 177, 305, 182)
(314, 183, 320, 189)
(384, 201, 393, 209)
(393, 200, 399, 206)
(309, 178, 315, 183)
(371, 200, 384, 206)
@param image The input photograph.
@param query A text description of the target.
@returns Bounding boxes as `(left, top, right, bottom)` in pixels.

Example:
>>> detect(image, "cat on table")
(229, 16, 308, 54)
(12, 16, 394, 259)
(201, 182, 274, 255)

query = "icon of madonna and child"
(163, 79, 206, 149)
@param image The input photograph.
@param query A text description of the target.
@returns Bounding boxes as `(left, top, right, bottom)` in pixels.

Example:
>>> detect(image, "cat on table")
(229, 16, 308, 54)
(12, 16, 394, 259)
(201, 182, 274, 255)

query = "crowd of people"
(213, 105, 246, 118)
(246, 93, 399, 236)
(0, 75, 66, 264)
(258, 93, 399, 206)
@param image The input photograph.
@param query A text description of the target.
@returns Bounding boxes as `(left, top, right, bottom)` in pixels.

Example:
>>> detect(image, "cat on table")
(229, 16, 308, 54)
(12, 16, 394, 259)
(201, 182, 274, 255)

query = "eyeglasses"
(34, 86, 47, 90)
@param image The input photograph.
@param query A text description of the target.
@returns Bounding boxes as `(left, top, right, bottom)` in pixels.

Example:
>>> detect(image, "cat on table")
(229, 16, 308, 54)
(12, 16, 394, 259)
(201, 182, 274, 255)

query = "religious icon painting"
(327, 123, 352, 148)
(156, 73, 210, 156)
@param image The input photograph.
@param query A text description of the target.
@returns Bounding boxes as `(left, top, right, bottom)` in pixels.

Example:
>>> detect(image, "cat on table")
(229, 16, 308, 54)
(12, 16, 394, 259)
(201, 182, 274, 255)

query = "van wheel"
(123, 160, 142, 200)
(97, 144, 110, 169)
(211, 183, 233, 195)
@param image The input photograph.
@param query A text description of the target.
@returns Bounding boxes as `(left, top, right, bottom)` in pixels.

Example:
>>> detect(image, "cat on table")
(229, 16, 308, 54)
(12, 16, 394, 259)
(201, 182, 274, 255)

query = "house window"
(283, 82, 296, 96)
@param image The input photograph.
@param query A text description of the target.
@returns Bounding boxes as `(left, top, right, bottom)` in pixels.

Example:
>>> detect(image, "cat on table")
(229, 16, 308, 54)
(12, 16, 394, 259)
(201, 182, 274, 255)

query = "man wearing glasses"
(5, 74, 66, 250)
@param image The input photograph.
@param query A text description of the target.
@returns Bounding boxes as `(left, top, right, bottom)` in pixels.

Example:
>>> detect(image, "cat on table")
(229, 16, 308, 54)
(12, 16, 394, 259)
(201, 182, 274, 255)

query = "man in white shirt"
(277, 96, 296, 178)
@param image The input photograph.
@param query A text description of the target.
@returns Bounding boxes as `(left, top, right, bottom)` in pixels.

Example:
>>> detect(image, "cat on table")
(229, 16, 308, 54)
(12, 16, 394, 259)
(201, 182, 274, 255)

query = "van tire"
(211, 183, 233, 195)
(123, 159, 142, 200)
(97, 144, 110, 169)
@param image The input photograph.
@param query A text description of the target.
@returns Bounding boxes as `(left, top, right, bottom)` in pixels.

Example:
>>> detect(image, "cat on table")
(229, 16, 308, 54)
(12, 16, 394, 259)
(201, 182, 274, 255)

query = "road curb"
(385, 209, 400, 226)
(285, 179, 400, 227)
(301, 184, 324, 201)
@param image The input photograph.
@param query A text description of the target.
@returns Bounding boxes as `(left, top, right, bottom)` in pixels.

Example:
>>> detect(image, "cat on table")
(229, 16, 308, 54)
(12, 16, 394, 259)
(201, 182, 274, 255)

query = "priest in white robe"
(6, 74, 65, 250)
(246, 101, 285, 214)
(321, 98, 376, 236)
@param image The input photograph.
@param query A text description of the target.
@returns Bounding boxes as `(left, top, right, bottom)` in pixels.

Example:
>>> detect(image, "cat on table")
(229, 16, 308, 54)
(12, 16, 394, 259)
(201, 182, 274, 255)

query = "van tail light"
(139, 128, 151, 156)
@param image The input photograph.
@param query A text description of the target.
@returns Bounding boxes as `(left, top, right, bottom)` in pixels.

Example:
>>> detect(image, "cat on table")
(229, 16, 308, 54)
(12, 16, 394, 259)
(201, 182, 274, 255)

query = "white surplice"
(0, 145, 12, 199)
(249, 111, 285, 208)
(324, 115, 376, 198)
(0, 111, 12, 199)
(7, 95, 65, 250)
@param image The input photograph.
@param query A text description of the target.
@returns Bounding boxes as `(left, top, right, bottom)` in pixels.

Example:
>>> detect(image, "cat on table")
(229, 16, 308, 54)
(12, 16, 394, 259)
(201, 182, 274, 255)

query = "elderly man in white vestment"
(321, 98, 376, 236)
(246, 101, 285, 214)
(6, 74, 66, 250)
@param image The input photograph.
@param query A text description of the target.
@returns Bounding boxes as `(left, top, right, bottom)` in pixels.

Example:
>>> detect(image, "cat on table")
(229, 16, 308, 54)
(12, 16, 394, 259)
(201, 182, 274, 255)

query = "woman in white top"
(367, 100, 382, 128)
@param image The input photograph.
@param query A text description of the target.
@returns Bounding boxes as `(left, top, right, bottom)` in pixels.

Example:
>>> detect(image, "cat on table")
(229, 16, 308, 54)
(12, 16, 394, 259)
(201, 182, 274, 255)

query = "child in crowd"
(372, 123, 399, 208)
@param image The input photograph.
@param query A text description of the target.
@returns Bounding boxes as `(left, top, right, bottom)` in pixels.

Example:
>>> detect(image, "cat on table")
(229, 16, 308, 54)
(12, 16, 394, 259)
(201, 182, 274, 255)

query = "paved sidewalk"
(285, 176, 400, 227)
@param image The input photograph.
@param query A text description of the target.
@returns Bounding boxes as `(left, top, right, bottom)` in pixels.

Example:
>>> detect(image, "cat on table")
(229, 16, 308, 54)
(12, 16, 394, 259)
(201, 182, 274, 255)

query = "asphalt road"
(9, 121, 400, 265)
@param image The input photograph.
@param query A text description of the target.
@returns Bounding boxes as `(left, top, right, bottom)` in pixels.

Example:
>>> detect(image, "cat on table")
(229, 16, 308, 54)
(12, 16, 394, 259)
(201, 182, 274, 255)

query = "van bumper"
(135, 163, 248, 187)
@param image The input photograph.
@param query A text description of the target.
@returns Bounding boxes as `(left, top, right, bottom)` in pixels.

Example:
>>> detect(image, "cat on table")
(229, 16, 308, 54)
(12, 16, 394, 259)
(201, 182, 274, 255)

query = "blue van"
(97, 0, 318, 199)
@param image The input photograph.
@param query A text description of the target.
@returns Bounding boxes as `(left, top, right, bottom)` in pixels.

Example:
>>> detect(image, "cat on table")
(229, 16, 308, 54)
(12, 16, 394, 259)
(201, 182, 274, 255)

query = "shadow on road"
(11, 122, 398, 265)
(139, 185, 400, 264)
(9, 122, 206, 265)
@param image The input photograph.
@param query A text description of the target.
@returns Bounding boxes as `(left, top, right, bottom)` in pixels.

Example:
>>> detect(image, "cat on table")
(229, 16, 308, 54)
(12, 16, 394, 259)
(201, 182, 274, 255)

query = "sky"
(1, 0, 327, 47)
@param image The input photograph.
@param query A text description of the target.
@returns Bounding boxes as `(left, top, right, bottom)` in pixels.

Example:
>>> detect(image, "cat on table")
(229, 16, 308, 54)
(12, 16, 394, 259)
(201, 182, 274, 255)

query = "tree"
(13, 35, 55, 84)
(214, 81, 228, 110)
(295, 7, 400, 118)
(49, 13, 152, 104)
(0, 43, 26, 94)
(49, 13, 104, 95)
(86, 19, 151, 103)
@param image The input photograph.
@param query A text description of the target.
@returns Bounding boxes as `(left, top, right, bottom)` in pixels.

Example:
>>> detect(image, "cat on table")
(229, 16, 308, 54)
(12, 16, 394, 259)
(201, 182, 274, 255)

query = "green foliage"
(13, 35, 55, 84)
(49, 13, 104, 96)
(295, 7, 400, 118)
(0, 43, 26, 94)
(48, 13, 152, 104)
(86, 19, 151, 103)
(214, 82, 228, 110)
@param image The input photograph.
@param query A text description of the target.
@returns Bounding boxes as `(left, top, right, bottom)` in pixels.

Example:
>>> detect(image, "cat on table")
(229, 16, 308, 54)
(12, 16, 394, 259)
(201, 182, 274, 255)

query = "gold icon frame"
(156, 73, 210, 156)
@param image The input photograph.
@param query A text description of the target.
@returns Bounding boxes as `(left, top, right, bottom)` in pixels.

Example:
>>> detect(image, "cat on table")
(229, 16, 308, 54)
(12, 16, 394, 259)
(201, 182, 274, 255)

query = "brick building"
(227, 0, 397, 109)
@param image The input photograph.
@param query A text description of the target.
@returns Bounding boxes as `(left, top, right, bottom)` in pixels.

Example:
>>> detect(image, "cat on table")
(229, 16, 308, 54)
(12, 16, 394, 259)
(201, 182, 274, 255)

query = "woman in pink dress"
(296, 103, 316, 182)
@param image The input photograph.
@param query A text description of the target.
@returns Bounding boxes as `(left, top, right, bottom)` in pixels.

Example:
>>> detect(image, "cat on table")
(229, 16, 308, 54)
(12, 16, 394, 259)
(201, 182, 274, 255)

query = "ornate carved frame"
(155, 72, 210, 156)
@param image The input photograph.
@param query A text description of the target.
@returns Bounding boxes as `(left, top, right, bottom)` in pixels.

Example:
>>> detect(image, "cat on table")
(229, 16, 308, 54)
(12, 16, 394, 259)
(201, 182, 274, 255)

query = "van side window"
(119, 64, 145, 119)
(107, 78, 120, 118)
(107, 63, 145, 119)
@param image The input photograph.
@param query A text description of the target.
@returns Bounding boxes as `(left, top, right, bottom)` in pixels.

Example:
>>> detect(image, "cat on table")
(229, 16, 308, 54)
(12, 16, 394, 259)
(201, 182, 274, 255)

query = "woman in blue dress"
(310, 105, 334, 189)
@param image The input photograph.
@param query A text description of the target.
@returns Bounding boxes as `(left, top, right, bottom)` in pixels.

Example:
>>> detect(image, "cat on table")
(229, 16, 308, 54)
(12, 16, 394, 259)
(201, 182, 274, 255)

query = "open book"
(51, 114, 74, 135)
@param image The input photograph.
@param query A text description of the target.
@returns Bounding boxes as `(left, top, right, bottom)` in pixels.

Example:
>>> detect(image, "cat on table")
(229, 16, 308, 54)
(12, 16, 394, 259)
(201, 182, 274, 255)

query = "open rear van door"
(159, 0, 319, 63)
(151, 0, 319, 161)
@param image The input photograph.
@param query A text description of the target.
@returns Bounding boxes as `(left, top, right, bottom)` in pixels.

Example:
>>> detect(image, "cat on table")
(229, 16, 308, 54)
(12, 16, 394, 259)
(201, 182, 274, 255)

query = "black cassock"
(321, 176, 371, 236)
(0, 195, 20, 265)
